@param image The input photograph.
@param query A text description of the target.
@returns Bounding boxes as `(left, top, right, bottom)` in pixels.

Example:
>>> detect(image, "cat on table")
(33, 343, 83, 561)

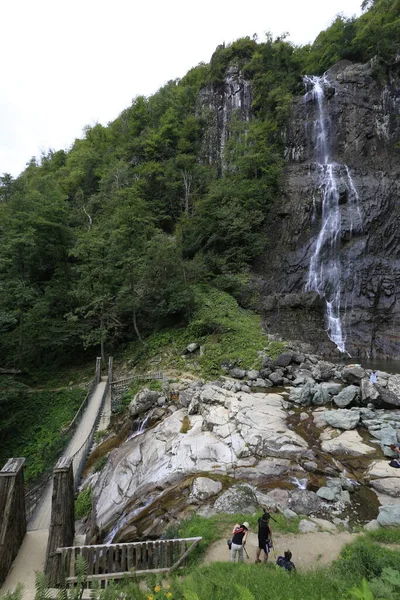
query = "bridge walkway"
(0, 378, 108, 598)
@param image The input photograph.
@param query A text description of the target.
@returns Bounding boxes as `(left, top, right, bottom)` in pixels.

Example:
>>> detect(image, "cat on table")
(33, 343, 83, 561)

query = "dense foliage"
(0, 0, 398, 372)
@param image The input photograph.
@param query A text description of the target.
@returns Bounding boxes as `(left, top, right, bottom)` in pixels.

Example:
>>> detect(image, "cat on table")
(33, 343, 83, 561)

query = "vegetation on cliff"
(0, 0, 398, 375)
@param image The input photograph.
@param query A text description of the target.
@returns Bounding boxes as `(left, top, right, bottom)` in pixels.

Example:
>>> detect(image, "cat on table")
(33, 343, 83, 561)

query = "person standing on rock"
(231, 522, 249, 563)
(370, 370, 378, 385)
(255, 512, 272, 563)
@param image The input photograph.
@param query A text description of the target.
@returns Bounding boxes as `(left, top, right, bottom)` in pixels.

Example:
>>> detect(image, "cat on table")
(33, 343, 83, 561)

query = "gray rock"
(262, 356, 274, 369)
(364, 519, 381, 531)
(130, 388, 161, 417)
(191, 477, 222, 501)
(303, 461, 318, 472)
(213, 484, 258, 514)
(283, 508, 298, 520)
(377, 504, 400, 527)
(292, 376, 305, 387)
(321, 382, 344, 396)
(321, 429, 374, 456)
(288, 490, 322, 516)
(269, 372, 284, 386)
(370, 478, 400, 497)
(186, 343, 199, 353)
(229, 368, 246, 379)
(312, 361, 336, 381)
(247, 370, 260, 380)
(260, 368, 272, 379)
(241, 385, 251, 393)
(316, 487, 337, 501)
(298, 519, 318, 533)
(310, 517, 337, 532)
(324, 409, 360, 430)
(293, 353, 305, 364)
(274, 352, 294, 367)
(179, 390, 195, 407)
(342, 366, 366, 384)
(254, 378, 271, 388)
(361, 378, 381, 405)
(334, 385, 360, 408)
(312, 386, 331, 406)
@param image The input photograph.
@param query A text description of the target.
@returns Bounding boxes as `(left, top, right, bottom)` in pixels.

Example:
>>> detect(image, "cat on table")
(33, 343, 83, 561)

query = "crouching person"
(231, 522, 249, 563)
(277, 550, 296, 572)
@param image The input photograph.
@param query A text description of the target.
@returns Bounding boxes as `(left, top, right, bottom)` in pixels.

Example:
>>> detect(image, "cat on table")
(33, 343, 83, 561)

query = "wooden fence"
(56, 537, 202, 586)
(0, 458, 26, 584)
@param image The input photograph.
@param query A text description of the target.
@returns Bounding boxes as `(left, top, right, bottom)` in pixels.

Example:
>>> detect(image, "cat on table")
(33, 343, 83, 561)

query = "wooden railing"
(110, 371, 164, 412)
(56, 537, 202, 586)
(0, 458, 26, 584)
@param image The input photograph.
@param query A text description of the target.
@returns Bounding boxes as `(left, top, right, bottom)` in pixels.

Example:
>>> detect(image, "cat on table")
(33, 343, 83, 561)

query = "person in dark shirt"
(255, 512, 272, 563)
(231, 522, 249, 562)
(277, 550, 296, 572)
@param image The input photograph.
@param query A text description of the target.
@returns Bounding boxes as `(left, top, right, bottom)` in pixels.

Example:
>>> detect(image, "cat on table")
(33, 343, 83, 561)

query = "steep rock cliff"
(258, 59, 400, 358)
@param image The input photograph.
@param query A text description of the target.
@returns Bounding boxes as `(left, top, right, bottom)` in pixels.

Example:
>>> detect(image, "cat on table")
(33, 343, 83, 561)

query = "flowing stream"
(304, 75, 362, 354)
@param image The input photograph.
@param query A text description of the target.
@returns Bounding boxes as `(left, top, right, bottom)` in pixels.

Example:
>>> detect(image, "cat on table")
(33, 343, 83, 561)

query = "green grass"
(0, 387, 86, 482)
(122, 285, 285, 379)
(333, 536, 400, 583)
(365, 527, 400, 545)
(174, 562, 350, 600)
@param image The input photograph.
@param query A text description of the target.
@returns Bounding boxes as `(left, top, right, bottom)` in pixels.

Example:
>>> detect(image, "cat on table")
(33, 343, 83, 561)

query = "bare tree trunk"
(100, 313, 106, 364)
(181, 169, 193, 214)
(133, 309, 143, 344)
(18, 311, 24, 371)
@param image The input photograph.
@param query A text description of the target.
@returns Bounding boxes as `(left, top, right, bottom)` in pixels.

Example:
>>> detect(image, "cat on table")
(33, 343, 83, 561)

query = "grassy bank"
(122, 285, 284, 379)
(0, 386, 86, 482)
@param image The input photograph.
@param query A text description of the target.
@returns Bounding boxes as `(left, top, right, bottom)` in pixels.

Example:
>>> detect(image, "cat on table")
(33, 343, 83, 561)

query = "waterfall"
(304, 75, 362, 354)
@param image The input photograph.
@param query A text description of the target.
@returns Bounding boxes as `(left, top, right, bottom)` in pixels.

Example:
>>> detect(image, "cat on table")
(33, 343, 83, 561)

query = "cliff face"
(258, 59, 400, 359)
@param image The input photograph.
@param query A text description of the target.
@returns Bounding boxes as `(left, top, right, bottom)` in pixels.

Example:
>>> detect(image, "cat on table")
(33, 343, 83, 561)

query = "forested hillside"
(0, 0, 398, 372)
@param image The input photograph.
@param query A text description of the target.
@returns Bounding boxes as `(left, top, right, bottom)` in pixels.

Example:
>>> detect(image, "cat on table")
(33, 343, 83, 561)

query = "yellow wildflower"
(166, 593, 172, 598)
(167, 585, 171, 590)
(154, 586, 161, 593)
(148, 597, 154, 600)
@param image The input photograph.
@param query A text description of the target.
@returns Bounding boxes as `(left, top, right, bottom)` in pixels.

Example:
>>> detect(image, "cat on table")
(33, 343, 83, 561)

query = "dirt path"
(204, 530, 359, 570)
(0, 379, 107, 598)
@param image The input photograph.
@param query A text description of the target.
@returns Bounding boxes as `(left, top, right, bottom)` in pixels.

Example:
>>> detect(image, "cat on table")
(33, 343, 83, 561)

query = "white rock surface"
(364, 519, 381, 531)
(321, 430, 375, 456)
(95, 386, 308, 530)
(324, 409, 360, 430)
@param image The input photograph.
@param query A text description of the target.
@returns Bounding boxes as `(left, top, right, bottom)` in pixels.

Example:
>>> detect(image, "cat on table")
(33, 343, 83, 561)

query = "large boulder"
(274, 352, 294, 368)
(312, 361, 336, 381)
(388, 375, 400, 399)
(321, 382, 344, 396)
(298, 519, 318, 533)
(229, 368, 246, 379)
(321, 430, 375, 456)
(334, 385, 360, 408)
(324, 409, 361, 430)
(191, 477, 222, 501)
(361, 378, 381, 405)
(367, 461, 400, 479)
(213, 484, 258, 514)
(370, 478, 400, 497)
(129, 388, 162, 416)
(316, 487, 337, 501)
(377, 504, 400, 527)
(342, 365, 366, 384)
(287, 490, 322, 516)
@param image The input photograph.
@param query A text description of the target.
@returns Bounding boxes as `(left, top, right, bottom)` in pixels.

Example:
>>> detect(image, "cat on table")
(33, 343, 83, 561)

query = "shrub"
(180, 416, 191, 434)
(93, 456, 108, 472)
(75, 487, 92, 519)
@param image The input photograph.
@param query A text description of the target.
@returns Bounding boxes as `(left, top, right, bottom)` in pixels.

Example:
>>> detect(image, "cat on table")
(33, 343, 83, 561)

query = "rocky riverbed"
(85, 347, 400, 544)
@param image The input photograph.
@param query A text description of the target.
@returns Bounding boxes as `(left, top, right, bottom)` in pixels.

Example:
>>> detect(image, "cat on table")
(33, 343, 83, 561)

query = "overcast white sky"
(1, 0, 362, 176)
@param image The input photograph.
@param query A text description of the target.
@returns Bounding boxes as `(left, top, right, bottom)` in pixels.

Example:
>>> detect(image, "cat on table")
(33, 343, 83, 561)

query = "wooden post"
(45, 457, 75, 586)
(0, 458, 26, 584)
(108, 356, 113, 384)
(95, 357, 102, 384)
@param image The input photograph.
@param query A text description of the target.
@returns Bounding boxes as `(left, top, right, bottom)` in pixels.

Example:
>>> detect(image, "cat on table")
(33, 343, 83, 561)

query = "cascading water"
(304, 75, 362, 354)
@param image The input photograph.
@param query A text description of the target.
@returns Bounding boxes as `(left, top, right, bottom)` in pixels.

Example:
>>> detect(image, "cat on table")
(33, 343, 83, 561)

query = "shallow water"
(332, 358, 400, 375)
